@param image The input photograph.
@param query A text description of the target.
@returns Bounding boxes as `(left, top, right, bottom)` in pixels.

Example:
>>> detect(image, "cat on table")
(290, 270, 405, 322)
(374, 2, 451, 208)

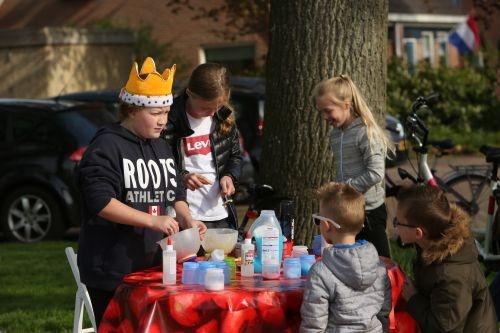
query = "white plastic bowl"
(201, 228, 238, 254)
(161, 227, 201, 262)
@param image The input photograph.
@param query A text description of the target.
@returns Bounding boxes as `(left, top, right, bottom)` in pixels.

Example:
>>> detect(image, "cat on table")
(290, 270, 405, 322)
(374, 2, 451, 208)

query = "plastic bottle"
(162, 238, 176, 285)
(241, 232, 255, 277)
(249, 210, 283, 273)
(261, 226, 281, 280)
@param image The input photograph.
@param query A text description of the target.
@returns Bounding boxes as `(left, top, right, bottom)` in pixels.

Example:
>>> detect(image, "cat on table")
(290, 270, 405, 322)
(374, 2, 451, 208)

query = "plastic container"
(241, 232, 255, 277)
(312, 235, 331, 256)
(210, 249, 225, 261)
(214, 261, 230, 285)
(249, 210, 282, 236)
(201, 228, 238, 254)
(224, 257, 236, 280)
(196, 261, 216, 285)
(158, 227, 201, 263)
(283, 258, 301, 279)
(250, 210, 283, 273)
(300, 255, 316, 277)
(292, 245, 309, 258)
(162, 238, 176, 285)
(181, 262, 199, 285)
(205, 268, 225, 291)
(261, 227, 281, 280)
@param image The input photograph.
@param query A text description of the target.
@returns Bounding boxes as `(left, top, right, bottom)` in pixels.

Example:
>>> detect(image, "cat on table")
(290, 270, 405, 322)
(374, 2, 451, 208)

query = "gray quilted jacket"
(330, 117, 386, 210)
(300, 240, 391, 333)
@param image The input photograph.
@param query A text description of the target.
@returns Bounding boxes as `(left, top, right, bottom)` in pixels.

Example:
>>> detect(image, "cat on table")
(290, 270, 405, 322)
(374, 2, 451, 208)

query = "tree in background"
(166, 0, 270, 43)
(260, 0, 388, 244)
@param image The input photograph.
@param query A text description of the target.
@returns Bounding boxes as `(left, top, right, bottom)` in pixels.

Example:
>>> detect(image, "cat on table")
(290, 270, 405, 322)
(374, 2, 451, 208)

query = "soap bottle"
(241, 232, 255, 277)
(163, 238, 176, 285)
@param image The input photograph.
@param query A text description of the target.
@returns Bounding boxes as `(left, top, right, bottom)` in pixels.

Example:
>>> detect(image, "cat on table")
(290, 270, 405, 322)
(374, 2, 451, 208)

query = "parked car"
(0, 99, 116, 242)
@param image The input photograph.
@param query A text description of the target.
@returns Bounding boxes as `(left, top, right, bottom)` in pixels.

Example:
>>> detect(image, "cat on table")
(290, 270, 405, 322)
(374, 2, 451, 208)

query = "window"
(12, 111, 50, 141)
(421, 31, 435, 66)
(403, 38, 418, 71)
(202, 44, 256, 75)
(437, 32, 449, 66)
(0, 112, 7, 142)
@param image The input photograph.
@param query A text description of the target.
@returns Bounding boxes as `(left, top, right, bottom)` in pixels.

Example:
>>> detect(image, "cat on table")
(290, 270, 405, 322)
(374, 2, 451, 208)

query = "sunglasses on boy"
(392, 217, 418, 229)
(312, 214, 341, 229)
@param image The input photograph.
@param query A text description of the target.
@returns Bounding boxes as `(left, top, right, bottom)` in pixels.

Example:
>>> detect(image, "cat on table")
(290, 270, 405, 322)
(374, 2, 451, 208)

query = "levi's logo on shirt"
(184, 134, 211, 156)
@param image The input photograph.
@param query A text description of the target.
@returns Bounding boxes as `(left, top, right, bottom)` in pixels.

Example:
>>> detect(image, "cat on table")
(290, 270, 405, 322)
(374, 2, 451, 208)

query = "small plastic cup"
(197, 261, 216, 285)
(224, 257, 236, 280)
(283, 257, 301, 279)
(205, 268, 225, 291)
(181, 262, 199, 285)
(215, 261, 230, 285)
(292, 245, 308, 258)
(300, 255, 316, 276)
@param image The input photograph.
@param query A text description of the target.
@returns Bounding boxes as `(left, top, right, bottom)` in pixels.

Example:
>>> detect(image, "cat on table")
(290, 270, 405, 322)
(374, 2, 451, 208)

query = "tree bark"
(261, 0, 388, 245)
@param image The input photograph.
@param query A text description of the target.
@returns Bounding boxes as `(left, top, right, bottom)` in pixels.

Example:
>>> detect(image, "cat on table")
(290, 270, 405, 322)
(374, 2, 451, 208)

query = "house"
(0, 0, 496, 98)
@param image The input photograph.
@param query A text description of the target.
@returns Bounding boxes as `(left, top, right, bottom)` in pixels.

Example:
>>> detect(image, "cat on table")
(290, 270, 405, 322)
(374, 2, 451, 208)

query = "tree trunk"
(261, 0, 388, 245)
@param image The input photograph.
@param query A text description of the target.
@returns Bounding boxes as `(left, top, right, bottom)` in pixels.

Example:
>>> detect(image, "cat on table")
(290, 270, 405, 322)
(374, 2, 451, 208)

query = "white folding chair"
(65, 247, 97, 333)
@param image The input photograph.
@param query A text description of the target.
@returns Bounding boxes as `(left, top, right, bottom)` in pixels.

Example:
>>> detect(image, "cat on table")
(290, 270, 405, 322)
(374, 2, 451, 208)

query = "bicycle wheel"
(444, 173, 490, 232)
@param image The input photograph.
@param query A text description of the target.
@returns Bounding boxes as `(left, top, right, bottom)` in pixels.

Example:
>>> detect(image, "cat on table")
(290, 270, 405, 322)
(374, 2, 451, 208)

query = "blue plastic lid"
(300, 254, 316, 261)
(199, 261, 216, 268)
(284, 257, 300, 264)
(183, 262, 199, 269)
(215, 262, 227, 268)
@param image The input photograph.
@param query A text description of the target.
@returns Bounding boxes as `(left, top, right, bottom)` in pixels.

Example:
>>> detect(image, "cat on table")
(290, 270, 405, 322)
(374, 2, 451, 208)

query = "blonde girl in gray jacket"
(312, 75, 394, 258)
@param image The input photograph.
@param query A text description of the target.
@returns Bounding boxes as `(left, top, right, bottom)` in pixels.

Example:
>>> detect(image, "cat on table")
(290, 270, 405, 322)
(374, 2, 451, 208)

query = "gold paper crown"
(119, 57, 176, 107)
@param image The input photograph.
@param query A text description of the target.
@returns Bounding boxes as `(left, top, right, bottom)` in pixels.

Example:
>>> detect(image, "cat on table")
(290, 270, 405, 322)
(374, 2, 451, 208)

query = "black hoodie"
(76, 123, 186, 290)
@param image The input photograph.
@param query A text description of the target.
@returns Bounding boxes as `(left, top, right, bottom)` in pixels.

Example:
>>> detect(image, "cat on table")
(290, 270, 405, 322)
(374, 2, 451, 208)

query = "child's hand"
(183, 173, 213, 190)
(188, 220, 207, 240)
(402, 277, 417, 301)
(220, 176, 235, 196)
(151, 215, 179, 236)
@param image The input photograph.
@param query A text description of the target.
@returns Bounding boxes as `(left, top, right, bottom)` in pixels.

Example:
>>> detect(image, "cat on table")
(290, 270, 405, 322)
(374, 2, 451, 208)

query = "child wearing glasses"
(312, 75, 394, 258)
(301, 182, 391, 333)
(396, 185, 497, 332)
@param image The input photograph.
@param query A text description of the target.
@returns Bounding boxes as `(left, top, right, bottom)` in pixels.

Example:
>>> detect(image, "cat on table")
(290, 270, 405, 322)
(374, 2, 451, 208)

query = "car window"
(55, 108, 116, 146)
(11, 111, 53, 142)
(0, 112, 7, 142)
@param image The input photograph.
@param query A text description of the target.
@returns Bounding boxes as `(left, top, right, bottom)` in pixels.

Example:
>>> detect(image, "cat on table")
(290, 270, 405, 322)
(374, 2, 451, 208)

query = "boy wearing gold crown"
(76, 57, 207, 327)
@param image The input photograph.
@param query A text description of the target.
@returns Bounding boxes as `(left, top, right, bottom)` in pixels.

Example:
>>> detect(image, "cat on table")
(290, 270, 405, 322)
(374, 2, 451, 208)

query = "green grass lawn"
(0, 241, 82, 333)
(0, 240, 493, 332)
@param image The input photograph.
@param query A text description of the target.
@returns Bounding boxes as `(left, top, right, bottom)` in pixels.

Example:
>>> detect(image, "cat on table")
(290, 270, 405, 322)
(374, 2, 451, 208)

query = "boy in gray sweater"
(300, 182, 391, 333)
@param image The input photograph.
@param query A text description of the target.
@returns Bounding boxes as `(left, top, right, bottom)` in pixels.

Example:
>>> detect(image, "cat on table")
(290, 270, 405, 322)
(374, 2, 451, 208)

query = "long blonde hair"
(187, 63, 235, 135)
(312, 75, 395, 157)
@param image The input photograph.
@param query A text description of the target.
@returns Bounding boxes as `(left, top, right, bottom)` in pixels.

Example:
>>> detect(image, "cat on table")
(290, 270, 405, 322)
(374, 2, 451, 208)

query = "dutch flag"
(448, 15, 480, 55)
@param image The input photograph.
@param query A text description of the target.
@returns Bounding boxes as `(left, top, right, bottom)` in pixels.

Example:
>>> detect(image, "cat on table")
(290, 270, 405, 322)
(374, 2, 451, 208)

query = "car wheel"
(0, 186, 63, 242)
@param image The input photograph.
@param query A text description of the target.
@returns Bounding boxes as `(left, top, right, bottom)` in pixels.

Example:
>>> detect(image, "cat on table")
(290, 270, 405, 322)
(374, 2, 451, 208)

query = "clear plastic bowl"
(165, 227, 201, 262)
(201, 228, 238, 254)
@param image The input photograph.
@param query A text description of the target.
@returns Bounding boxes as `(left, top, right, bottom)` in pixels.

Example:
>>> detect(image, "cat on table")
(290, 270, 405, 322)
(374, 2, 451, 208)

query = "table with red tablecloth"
(99, 259, 418, 333)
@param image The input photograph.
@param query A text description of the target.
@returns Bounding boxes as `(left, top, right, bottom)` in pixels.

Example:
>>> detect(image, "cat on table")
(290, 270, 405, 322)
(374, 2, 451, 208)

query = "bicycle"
(386, 93, 491, 232)
(396, 93, 500, 267)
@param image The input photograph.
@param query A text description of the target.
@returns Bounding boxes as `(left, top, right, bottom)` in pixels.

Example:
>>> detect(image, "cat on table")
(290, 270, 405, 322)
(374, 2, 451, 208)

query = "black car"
(0, 99, 116, 242)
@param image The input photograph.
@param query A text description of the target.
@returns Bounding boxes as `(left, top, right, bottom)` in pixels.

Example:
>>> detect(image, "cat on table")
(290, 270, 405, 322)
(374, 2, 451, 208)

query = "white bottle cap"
(167, 238, 174, 251)
(244, 231, 252, 244)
